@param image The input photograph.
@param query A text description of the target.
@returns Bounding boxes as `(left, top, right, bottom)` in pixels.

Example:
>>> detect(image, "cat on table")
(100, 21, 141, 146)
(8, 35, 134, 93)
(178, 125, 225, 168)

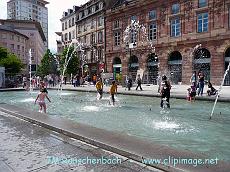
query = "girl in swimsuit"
(35, 88, 51, 113)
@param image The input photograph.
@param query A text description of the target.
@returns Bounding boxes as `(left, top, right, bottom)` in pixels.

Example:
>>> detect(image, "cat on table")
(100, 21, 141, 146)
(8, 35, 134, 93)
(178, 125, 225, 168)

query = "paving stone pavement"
(0, 110, 163, 172)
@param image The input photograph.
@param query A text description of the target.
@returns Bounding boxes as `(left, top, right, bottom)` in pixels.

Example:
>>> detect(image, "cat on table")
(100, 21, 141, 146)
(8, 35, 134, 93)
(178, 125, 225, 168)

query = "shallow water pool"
(0, 90, 229, 161)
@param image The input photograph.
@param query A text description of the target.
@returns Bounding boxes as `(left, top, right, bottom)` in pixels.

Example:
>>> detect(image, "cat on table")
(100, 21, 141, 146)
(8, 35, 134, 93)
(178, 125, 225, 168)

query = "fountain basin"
(0, 90, 229, 164)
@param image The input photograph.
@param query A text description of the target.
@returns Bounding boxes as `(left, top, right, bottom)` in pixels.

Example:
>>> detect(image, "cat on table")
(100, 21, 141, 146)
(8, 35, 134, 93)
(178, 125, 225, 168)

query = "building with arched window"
(105, 0, 230, 85)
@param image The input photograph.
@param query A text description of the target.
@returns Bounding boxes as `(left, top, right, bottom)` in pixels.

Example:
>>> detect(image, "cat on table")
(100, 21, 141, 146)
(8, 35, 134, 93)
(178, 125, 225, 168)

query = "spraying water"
(59, 39, 85, 96)
(210, 62, 230, 119)
(28, 49, 33, 93)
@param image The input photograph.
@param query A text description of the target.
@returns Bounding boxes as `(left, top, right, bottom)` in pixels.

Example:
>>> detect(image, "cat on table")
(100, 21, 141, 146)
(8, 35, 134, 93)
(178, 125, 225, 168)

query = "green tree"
(61, 46, 80, 76)
(0, 47, 23, 76)
(0, 47, 8, 60)
(36, 49, 57, 77)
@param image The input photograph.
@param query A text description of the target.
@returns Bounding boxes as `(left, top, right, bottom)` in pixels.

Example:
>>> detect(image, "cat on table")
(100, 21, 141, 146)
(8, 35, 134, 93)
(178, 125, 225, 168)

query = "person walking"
(160, 75, 171, 108)
(136, 74, 143, 91)
(110, 80, 117, 105)
(96, 78, 103, 100)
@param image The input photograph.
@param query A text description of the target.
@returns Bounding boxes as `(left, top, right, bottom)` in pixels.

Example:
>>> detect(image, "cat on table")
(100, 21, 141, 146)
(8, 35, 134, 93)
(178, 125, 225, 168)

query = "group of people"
(126, 74, 143, 91)
(95, 78, 117, 105)
(187, 71, 217, 101)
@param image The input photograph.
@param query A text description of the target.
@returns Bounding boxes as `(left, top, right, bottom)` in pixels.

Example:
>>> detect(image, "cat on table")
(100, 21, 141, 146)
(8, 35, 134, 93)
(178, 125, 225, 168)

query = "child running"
(110, 80, 117, 105)
(95, 78, 103, 100)
(35, 87, 51, 113)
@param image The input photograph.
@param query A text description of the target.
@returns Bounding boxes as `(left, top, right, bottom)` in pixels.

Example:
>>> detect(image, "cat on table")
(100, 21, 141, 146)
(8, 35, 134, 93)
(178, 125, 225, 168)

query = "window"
(84, 24, 87, 32)
(131, 30, 137, 43)
(149, 23, 157, 40)
(197, 13, 208, 32)
(78, 25, 82, 34)
(72, 30, 75, 39)
(92, 6, 95, 13)
(11, 35, 14, 40)
(65, 21, 67, 29)
(69, 32, 71, 40)
(114, 32, 121, 46)
(69, 19, 71, 27)
(62, 23, 64, 31)
(1, 34, 6, 39)
(91, 20, 95, 29)
(131, 15, 137, 22)
(88, 8, 91, 15)
(17, 45, 20, 50)
(10, 44, 14, 49)
(65, 33, 68, 41)
(17, 36, 20, 41)
(171, 18, 181, 37)
(72, 18, 75, 26)
(198, 0, 207, 8)
(172, 3, 180, 14)
(98, 31, 103, 43)
(229, 7, 230, 28)
(98, 16, 104, 26)
(149, 10, 156, 20)
(99, 2, 103, 9)
(114, 20, 120, 29)
(91, 33, 96, 44)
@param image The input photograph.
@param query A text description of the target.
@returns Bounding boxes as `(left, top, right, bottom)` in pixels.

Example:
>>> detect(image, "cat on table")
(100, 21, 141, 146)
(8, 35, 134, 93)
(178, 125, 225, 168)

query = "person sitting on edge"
(96, 78, 103, 100)
(110, 80, 117, 106)
(35, 88, 51, 113)
(207, 81, 217, 96)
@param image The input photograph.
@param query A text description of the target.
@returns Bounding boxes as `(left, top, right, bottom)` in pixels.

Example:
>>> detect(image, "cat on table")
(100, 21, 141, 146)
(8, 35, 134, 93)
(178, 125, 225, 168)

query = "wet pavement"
(0, 110, 162, 172)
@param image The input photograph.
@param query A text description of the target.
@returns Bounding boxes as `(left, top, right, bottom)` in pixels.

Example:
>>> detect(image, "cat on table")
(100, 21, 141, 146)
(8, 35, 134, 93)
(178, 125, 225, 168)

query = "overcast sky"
(0, 0, 88, 53)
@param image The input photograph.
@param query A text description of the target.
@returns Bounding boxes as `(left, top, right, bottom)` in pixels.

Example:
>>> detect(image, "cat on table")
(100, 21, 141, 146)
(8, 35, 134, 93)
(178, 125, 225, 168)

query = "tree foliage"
(0, 46, 23, 75)
(36, 49, 58, 77)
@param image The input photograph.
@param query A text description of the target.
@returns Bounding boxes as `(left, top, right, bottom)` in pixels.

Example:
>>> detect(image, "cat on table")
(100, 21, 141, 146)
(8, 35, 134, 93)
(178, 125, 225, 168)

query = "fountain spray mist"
(210, 62, 230, 119)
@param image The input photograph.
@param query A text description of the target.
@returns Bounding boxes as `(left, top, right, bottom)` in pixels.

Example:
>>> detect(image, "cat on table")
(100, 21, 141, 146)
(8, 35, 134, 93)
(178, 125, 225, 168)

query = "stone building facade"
(76, 0, 106, 77)
(0, 19, 46, 74)
(7, 0, 49, 49)
(0, 25, 29, 65)
(105, 0, 230, 85)
(59, 0, 106, 78)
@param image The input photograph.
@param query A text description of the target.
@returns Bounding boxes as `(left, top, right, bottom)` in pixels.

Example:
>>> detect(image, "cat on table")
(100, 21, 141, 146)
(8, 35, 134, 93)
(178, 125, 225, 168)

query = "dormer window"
(149, 10, 156, 20)
(99, 2, 103, 9)
(198, 0, 207, 8)
(172, 3, 180, 14)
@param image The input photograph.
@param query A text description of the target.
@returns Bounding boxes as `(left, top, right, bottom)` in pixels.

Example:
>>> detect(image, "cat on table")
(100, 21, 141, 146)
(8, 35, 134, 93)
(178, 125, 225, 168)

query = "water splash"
(210, 62, 230, 119)
(20, 98, 35, 102)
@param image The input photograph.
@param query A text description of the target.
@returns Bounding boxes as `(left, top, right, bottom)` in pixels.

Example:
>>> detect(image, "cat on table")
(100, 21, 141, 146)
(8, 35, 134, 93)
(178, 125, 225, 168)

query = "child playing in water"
(95, 78, 103, 100)
(35, 88, 51, 113)
(110, 80, 117, 105)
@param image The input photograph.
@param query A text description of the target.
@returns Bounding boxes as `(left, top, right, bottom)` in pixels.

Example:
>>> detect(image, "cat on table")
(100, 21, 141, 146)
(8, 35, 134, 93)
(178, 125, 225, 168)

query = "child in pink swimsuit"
(35, 88, 51, 113)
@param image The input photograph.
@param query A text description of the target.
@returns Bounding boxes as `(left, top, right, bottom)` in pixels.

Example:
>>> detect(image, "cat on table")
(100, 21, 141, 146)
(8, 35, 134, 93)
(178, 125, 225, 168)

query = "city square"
(0, 0, 230, 172)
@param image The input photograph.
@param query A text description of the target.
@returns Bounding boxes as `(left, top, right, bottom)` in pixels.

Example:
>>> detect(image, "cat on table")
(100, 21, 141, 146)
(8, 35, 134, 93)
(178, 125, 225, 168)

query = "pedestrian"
(197, 71, 205, 96)
(136, 74, 143, 91)
(110, 80, 117, 106)
(127, 76, 132, 91)
(93, 74, 97, 86)
(160, 75, 171, 108)
(190, 71, 196, 86)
